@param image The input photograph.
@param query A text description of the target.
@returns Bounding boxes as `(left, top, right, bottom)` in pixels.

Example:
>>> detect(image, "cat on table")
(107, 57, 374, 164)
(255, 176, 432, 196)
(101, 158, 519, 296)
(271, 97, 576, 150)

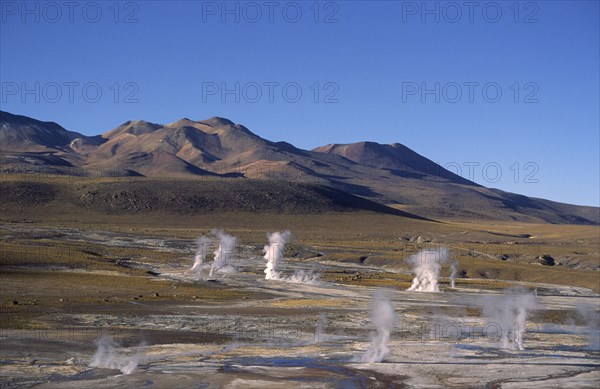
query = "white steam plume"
(288, 267, 321, 285)
(264, 230, 291, 280)
(406, 248, 450, 292)
(359, 290, 396, 363)
(189, 236, 210, 280)
(263, 231, 321, 284)
(314, 314, 328, 344)
(481, 288, 537, 350)
(449, 261, 458, 289)
(89, 335, 145, 375)
(576, 303, 600, 351)
(209, 230, 236, 277)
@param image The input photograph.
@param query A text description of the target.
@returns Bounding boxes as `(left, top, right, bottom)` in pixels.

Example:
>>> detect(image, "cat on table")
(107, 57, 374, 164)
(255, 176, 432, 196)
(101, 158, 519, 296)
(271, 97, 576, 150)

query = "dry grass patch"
(0, 268, 256, 329)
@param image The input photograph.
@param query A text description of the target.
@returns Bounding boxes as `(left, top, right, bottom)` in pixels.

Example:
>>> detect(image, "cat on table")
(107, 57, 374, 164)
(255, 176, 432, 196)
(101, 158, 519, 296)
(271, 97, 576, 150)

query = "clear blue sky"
(1, 0, 598, 206)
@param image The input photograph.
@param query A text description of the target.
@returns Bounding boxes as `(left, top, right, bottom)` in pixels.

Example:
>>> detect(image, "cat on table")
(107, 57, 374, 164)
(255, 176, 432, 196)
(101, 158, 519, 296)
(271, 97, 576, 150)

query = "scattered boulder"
(497, 254, 518, 261)
(416, 236, 430, 244)
(538, 255, 555, 266)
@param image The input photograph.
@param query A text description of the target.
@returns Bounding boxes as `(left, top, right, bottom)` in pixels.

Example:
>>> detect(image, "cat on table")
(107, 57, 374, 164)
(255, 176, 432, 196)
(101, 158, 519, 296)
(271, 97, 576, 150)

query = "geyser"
(209, 230, 237, 277)
(449, 261, 458, 288)
(360, 290, 396, 363)
(189, 236, 210, 280)
(481, 288, 537, 350)
(264, 230, 291, 280)
(406, 247, 450, 292)
(263, 231, 320, 284)
(89, 335, 144, 375)
(576, 303, 600, 351)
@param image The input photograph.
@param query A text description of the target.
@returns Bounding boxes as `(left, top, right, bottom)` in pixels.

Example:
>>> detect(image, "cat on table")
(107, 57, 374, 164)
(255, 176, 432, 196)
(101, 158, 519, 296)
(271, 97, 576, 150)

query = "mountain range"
(0, 110, 598, 224)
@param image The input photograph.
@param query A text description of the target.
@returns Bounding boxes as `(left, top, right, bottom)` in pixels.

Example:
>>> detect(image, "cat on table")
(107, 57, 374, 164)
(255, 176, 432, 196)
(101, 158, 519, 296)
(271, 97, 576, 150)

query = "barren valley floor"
(1, 204, 599, 387)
